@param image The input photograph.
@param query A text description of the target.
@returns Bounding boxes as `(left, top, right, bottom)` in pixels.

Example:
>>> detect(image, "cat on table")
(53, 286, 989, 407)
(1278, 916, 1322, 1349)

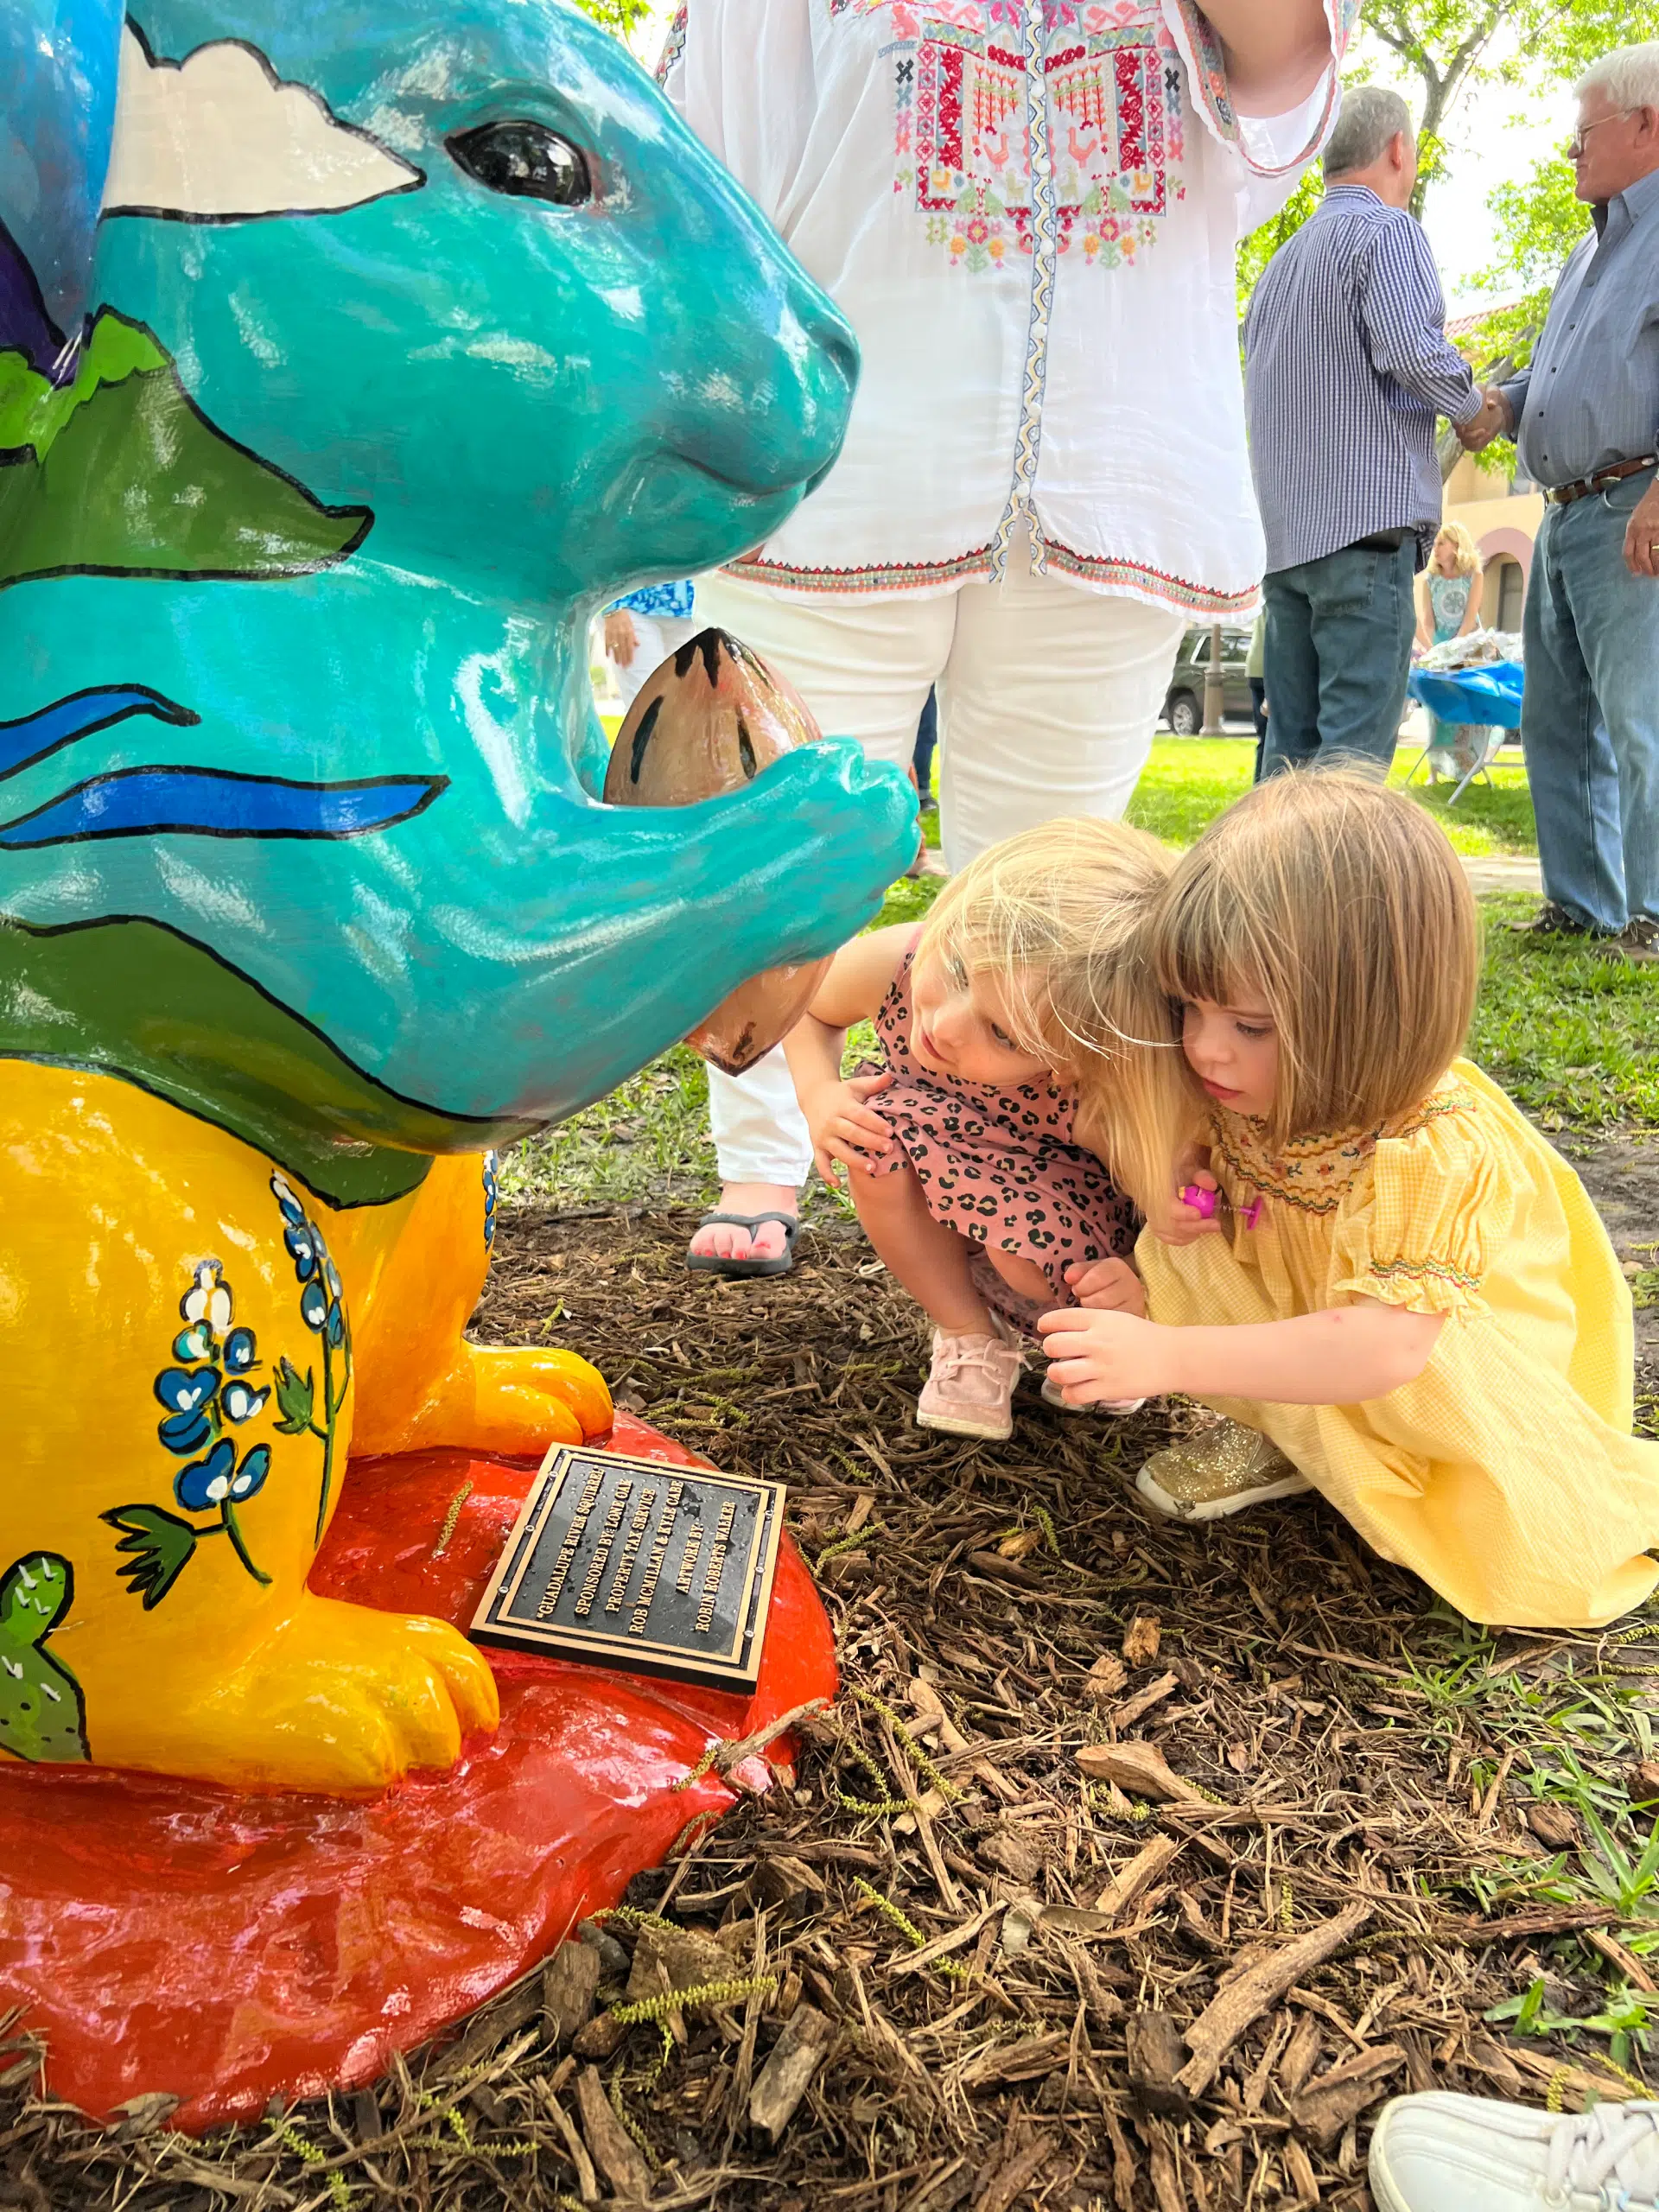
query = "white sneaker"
(1370, 2092, 1659, 2212)
(917, 1327, 1025, 1440)
(1039, 1372, 1146, 1416)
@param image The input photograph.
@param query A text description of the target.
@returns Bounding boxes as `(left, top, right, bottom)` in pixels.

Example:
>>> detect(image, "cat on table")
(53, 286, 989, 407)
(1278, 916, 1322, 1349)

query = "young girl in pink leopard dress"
(783, 820, 1180, 1440)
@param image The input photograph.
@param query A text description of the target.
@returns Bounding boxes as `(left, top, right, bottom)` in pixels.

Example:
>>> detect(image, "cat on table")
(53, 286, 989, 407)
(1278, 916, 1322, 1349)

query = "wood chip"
(749, 2002, 835, 2148)
(1523, 1802, 1581, 1851)
(1076, 1739, 1206, 1805)
(976, 1826, 1047, 1886)
(1584, 1927, 1658, 1993)
(1112, 1671, 1180, 1732)
(574, 2063, 652, 2202)
(1122, 1614, 1162, 1667)
(1176, 1901, 1373, 2095)
(1278, 2011, 1323, 2098)
(966, 1550, 1048, 1590)
(626, 1923, 740, 2004)
(1083, 1654, 1128, 1706)
(1145, 2123, 1186, 2212)
(1095, 1835, 1182, 1921)
(1287, 2043, 1406, 2150)
(1127, 2010, 1192, 2118)
(541, 2085, 600, 2204)
(543, 1941, 601, 2052)
(1282, 2138, 1320, 2209)
(959, 2031, 1071, 2087)
(570, 2010, 628, 2063)
(975, 2131, 1058, 2212)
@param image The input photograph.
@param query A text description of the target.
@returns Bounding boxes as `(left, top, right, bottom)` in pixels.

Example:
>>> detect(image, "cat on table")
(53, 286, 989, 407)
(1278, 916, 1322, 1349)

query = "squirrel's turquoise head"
(0, 1, 915, 1202)
(86, 0, 856, 595)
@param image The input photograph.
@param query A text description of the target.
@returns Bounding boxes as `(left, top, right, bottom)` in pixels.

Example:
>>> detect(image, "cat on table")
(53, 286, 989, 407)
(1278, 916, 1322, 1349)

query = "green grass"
(1472, 896, 1659, 1130)
(509, 728, 1653, 1210)
(1128, 736, 1538, 857)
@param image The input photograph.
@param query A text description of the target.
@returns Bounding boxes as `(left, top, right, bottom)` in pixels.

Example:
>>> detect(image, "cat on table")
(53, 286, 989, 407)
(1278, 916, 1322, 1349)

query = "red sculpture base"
(0, 1417, 836, 2131)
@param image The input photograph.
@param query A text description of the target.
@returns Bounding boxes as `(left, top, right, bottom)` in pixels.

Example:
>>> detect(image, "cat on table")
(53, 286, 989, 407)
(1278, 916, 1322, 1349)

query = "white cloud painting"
(102, 23, 423, 222)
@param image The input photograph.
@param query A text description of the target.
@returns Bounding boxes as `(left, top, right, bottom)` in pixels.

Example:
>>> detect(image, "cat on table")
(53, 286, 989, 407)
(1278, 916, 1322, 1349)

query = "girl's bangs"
(1154, 875, 1251, 1013)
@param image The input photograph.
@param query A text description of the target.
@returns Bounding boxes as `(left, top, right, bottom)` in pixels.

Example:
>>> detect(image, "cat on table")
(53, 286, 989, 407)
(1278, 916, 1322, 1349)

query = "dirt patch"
(12, 1187, 1659, 2212)
(1553, 1126, 1659, 1389)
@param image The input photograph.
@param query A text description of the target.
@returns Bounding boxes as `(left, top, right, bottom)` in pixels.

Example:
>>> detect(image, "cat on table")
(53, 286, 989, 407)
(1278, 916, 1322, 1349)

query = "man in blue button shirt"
(1243, 89, 1499, 779)
(1486, 43, 1659, 963)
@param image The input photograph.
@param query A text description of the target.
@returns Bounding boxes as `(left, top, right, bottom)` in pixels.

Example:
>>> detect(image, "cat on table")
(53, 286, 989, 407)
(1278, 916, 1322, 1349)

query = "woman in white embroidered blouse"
(665, 0, 1351, 1276)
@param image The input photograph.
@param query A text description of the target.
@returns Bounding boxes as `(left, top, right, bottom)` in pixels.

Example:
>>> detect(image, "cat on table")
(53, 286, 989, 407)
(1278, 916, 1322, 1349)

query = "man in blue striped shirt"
(1243, 88, 1495, 778)
(1485, 43, 1659, 963)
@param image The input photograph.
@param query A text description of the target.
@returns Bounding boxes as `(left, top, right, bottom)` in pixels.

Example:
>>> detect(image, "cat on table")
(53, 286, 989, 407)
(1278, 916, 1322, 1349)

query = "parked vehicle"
(1160, 624, 1255, 734)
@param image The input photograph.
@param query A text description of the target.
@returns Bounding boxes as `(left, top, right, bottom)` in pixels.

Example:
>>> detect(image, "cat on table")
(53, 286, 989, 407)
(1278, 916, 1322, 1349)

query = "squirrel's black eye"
(447, 121, 592, 207)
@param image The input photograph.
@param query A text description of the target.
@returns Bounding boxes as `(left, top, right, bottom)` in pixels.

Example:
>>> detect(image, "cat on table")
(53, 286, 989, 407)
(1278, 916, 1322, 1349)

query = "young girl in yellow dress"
(1040, 772, 1659, 1630)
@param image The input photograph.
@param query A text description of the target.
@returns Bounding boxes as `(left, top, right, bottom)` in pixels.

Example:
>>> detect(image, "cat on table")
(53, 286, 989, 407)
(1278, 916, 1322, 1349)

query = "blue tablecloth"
(1408, 660, 1524, 731)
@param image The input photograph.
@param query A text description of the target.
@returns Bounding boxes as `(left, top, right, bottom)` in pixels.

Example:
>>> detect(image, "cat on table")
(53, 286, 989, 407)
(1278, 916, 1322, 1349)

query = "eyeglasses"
(1565, 108, 1636, 160)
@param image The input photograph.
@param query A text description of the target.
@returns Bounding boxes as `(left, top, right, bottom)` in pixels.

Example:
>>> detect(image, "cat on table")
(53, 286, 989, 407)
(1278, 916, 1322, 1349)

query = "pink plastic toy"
(1180, 1185, 1264, 1230)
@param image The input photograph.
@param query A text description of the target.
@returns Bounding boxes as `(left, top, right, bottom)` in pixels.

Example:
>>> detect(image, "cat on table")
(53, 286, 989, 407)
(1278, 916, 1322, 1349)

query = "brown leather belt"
(1546, 455, 1658, 506)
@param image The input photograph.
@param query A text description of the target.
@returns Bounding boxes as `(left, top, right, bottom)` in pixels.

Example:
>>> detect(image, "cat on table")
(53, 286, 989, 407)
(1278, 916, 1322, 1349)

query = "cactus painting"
(0, 1553, 90, 1764)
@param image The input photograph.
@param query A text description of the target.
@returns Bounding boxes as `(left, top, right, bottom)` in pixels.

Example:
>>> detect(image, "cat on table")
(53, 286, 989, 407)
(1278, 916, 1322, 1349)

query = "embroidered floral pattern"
(1367, 1255, 1482, 1294)
(1209, 1084, 1478, 1217)
(1211, 1116, 1375, 1217)
(655, 3, 687, 84)
(838, 1, 1185, 273)
(1169, 0, 1353, 178)
(727, 536, 1255, 613)
(1037, 537, 1258, 612)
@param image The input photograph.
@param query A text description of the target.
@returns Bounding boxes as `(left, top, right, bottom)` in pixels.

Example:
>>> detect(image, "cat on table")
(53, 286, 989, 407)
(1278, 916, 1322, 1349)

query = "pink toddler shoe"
(917, 1327, 1026, 1440)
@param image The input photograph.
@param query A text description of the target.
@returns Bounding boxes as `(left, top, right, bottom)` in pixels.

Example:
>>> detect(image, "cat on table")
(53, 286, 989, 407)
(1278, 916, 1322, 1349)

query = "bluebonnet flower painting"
(270, 1173, 353, 1542)
(482, 1151, 499, 1252)
(105, 1255, 280, 1606)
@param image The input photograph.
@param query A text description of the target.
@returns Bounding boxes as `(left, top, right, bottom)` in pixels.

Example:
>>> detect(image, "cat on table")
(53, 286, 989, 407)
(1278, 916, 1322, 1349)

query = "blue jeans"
(1259, 538, 1418, 779)
(1522, 466, 1659, 931)
(912, 685, 938, 796)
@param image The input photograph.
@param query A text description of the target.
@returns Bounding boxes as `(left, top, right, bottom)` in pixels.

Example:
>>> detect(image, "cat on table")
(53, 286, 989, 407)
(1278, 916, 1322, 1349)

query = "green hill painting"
(0, 307, 371, 591)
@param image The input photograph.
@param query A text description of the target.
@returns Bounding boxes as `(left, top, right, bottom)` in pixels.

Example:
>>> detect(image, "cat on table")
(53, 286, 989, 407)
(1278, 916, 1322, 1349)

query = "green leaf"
(0, 311, 166, 460)
(101, 1503, 200, 1611)
(274, 1356, 316, 1435)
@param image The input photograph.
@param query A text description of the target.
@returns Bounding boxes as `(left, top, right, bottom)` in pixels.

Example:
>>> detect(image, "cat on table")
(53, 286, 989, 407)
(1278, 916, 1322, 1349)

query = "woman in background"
(1414, 522, 1487, 781)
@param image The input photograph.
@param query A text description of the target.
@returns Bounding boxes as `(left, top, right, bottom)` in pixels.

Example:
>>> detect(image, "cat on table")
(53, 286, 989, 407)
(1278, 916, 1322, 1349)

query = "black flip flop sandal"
(685, 1211, 802, 1280)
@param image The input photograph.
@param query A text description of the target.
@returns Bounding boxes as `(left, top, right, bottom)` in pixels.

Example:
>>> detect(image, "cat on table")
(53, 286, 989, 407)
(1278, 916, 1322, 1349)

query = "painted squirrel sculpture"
(0, 0, 912, 1791)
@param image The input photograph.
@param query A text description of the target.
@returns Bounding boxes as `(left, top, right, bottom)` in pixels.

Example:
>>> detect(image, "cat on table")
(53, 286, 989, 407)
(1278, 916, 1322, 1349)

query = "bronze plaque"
(471, 1446, 785, 1691)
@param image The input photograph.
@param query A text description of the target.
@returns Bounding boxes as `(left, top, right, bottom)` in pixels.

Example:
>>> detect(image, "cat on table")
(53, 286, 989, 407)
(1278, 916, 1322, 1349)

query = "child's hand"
(1063, 1257, 1147, 1317)
(807, 1073, 895, 1185)
(1157, 1159, 1222, 1247)
(1037, 1307, 1180, 1406)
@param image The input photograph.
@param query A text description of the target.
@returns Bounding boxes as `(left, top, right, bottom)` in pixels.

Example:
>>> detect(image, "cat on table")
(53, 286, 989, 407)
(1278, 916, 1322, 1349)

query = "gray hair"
(1577, 42, 1659, 113)
(1322, 86, 1414, 179)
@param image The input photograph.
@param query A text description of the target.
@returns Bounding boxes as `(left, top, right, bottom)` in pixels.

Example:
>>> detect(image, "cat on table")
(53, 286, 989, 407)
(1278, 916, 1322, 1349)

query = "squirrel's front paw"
(90, 1594, 499, 1791)
(354, 1342, 613, 1458)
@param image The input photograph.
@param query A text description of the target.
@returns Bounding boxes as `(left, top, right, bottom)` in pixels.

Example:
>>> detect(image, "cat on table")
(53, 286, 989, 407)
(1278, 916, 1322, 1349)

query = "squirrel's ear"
(0, 0, 125, 344)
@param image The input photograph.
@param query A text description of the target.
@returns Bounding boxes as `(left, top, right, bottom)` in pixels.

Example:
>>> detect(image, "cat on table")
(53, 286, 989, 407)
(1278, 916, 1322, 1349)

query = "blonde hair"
(1153, 772, 1479, 1150)
(1433, 520, 1481, 577)
(918, 817, 1185, 1220)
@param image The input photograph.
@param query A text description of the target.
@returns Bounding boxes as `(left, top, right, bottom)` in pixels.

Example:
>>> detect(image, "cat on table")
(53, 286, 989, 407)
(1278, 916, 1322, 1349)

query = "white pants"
(609, 612, 702, 709)
(695, 546, 1185, 1187)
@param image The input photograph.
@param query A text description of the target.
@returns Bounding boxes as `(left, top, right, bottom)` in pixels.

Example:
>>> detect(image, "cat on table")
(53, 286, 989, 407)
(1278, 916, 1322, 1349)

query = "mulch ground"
(8, 1166, 1659, 2212)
